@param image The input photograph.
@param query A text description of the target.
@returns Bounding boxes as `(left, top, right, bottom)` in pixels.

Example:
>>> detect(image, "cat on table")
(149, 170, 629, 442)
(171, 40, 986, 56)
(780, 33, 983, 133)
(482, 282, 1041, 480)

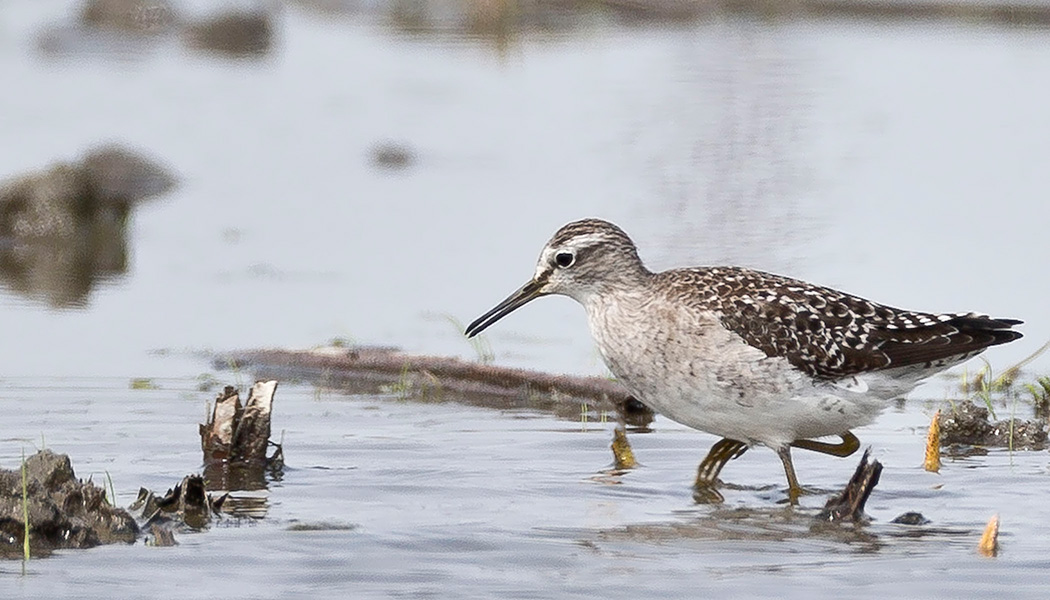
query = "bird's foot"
(693, 438, 748, 487)
(778, 484, 820, 505)
(692, 484, 727, 504)
(692, 438, 748, 504)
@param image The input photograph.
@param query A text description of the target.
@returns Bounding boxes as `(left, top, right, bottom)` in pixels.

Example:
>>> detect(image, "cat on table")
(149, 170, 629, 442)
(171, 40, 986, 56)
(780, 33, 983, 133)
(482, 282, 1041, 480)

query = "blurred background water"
(1, 0, 1049, 597)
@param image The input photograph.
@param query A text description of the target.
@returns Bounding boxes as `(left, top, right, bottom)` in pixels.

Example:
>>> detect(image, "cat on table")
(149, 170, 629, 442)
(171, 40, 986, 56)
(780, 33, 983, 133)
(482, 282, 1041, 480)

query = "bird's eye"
(555, 252, 575, 268)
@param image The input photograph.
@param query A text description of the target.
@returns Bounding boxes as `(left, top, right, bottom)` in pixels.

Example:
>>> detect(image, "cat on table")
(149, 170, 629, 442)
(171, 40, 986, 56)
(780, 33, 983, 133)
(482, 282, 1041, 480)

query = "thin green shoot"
(328, 336, 355, 348)
(1008, 393, 1016, 458)
(21, 447, 30, 563)
(226, 358, 244, 389)
(996, 339, 1050, 388)
(963, 340, 1050, 397)
(105, 471, 117, 507)
(196, 372, 220, 392)
(1024, 376, 1050, 418)
(969, 358, 998, 420)
(129, 377, 159, 390)
(379, 364, 413, 400)
(445, 315, 495, 364)
(313, 368, 333, 402)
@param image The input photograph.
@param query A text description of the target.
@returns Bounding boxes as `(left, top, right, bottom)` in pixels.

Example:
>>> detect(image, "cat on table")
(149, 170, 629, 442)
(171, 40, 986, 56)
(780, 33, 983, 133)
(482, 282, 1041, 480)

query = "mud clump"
(184, 11, 274, 57)
(78, 0, 179, 33)
(370, 142, 416, 170)
(130, 474, 228, 534)
(891, 512, 930, 526)
(0, 450, 138, 559)
(938, 402, 1048, 450)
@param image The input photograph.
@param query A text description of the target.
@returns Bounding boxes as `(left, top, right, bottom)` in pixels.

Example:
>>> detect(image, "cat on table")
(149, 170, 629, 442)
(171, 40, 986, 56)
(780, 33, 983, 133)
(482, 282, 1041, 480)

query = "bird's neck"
(578, 268, 654, 315)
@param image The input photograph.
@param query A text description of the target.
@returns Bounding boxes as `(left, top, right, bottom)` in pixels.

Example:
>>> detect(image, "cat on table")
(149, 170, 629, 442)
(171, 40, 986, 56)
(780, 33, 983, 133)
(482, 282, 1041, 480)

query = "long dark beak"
(464, 279, 545, 338)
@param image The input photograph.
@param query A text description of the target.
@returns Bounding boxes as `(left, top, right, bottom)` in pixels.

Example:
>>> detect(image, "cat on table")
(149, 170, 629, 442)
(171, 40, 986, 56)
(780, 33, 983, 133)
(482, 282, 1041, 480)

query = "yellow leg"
(776, 445, 803, 504)
(791, 431, 860, 458)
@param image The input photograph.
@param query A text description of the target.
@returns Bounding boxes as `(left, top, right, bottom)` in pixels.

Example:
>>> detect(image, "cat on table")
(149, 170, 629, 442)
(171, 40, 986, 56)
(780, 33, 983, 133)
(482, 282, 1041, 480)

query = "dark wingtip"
(948, 314, 1023, 345)
(983, 329, 1024, 350)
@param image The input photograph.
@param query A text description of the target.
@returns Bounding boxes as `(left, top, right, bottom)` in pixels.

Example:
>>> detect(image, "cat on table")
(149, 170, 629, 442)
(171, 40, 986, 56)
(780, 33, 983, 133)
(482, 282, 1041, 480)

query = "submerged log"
(217, 347, 654, 427)
(200, 381, 283, 491)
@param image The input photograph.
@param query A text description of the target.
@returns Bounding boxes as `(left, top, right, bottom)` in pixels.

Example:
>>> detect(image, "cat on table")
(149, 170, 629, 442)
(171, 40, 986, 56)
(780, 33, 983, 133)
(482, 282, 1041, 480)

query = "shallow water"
(2, 0, 1049, 597)
(3, 379, 1049, 598)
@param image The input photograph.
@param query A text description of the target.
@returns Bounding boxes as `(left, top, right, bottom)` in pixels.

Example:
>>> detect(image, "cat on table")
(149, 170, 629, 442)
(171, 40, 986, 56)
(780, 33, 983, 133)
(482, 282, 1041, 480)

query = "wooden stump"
(131, 474, 227, 532)
(199, 380, 282, 491)
(816, 449, 882, 523)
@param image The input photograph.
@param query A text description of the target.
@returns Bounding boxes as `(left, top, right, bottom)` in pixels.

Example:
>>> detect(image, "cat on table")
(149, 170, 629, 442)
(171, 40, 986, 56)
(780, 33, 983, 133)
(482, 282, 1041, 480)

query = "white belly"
(586, 296, 890, 448)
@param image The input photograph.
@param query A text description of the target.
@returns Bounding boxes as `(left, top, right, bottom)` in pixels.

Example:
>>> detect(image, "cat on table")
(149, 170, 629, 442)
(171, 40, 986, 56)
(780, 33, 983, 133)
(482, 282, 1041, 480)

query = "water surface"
(1, 1, 1049, 597)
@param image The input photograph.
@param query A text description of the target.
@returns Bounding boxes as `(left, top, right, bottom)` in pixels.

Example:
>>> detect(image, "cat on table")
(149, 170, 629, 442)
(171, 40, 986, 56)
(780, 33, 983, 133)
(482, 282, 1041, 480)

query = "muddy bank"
(0, 450, 138, 559)
(0, 145, 175, 307)
(217, 347, 654, 426)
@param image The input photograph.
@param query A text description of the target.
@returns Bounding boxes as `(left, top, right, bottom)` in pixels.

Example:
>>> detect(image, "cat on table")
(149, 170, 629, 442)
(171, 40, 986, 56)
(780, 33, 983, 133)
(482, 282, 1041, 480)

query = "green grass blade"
(22, 447, 30, 562)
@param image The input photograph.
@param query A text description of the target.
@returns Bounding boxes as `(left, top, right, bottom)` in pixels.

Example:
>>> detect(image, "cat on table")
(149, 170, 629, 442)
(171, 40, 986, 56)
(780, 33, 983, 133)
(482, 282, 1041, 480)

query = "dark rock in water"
(1, 164, 99, 239)
(81, 145, 177, 204)
(79, 0, 179, 33)
(184, 11, 275, 57)
(0, 145, 175, 308)
(891, 512, 930, 526)
(370, 142, 415, 170)
(0, 450, 139, 559)
(0, 144, 175, 239)
(938, 402, 1048, 450)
